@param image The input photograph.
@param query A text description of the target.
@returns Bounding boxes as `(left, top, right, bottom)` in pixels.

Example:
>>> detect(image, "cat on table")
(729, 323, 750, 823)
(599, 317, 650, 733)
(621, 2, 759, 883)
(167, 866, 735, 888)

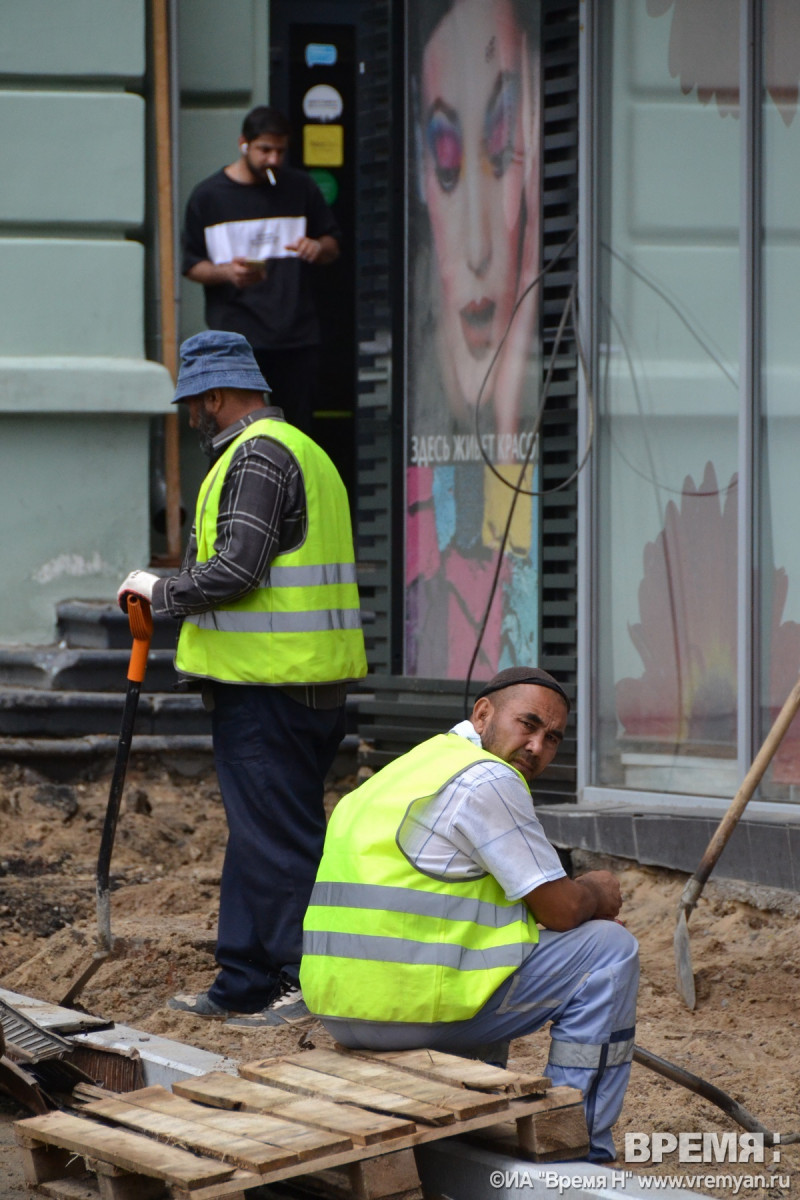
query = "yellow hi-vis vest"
(300, 733, 540, 1023)
(175, 418, 367, 686)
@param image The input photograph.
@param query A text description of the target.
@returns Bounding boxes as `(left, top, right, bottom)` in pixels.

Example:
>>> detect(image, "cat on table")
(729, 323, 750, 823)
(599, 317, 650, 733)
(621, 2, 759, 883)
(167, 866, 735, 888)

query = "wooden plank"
(312, 1149, 420, 1200)
(96, 1086, 351, 1160)
(465, 1087, 589, 1162)
(37, 1181, 103, 1200)
(239, 1059, 456, 1126)
(516, 1102, 589, 1161)
(183, 1088, 587, 1190)
(168, 1171, 259, 1200)
(16, 1138, 86, 1187)
(344, 1048, 551, 1095)
(14, 1112, 235, 1188)
(348, 1149, 420, 1200)
(173, 1072, 414, 1145)
(278, 1049, 507, 1120)
(90, 1157, 167, 1200)
(172, 1073, 294, 1112)
(80, 1096, 299, 1173)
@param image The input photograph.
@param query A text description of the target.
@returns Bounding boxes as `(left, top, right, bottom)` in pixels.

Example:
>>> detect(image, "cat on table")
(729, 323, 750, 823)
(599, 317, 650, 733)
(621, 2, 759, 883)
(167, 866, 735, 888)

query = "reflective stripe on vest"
(309, 881, 530, 928)
(185, 608, 363, 634)
(175, 418, 367, 685)
(300, 733, 540, 1025)
(303, 930, 533, 971)
(266, 563, 358, 587)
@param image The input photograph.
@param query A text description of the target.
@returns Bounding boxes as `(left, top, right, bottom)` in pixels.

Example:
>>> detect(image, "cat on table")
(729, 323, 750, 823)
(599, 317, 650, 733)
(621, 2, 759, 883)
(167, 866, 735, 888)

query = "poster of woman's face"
(405, 0, 542, 680)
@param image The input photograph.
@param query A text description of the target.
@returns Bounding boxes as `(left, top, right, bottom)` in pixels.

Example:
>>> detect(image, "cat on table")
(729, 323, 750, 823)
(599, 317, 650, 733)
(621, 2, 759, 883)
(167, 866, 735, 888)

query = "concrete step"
(0, 688, 210, 739)
(0, 646, 180, 693)
(0, 732, 358, 785)
(0, 734, 215, 779)
(1, 598, 367, 777)
(56, 599, 178, 651)
(0, 686, 363, 740)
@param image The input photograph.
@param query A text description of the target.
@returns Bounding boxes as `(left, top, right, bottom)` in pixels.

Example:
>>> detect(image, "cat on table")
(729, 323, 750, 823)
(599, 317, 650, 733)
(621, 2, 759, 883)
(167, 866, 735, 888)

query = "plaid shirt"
(153, 406, 347, 708)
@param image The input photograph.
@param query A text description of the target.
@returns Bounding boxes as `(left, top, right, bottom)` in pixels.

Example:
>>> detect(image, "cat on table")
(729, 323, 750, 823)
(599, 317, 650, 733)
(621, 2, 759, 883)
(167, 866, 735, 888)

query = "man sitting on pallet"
(300, 667, 639, 1164)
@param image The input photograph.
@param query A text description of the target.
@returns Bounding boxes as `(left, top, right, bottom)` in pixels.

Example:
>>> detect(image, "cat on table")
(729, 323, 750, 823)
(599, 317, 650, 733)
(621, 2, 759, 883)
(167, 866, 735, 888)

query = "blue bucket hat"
(172, 330, 271, 403)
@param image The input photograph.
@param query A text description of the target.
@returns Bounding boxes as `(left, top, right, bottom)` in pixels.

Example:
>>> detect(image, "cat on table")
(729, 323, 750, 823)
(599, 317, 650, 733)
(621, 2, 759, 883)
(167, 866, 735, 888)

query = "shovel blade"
(674, 909, 696, 1010)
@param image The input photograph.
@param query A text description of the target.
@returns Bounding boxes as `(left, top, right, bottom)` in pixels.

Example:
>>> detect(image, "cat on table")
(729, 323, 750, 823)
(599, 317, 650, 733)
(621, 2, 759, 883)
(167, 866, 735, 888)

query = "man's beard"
(196, 407, 220, 458)
(481, 716, 537, 784)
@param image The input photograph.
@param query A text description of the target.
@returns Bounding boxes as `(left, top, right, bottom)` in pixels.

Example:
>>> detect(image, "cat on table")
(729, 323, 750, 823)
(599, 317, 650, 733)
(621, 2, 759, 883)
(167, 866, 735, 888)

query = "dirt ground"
(0, 755, 798, 1199)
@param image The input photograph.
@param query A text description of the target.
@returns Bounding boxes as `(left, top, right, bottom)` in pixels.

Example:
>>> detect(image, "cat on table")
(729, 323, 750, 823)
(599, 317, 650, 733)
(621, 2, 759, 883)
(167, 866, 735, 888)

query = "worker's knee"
(591, 919, 640, 988)
(546, 917, 638, 973)
(567, 918, 639, 989)
(593, 917, 639, 963)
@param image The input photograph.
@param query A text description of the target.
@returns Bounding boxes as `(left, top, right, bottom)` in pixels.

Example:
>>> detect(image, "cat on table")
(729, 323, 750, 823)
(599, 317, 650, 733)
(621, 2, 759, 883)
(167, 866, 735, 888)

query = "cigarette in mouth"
(267, 169, 276, 185)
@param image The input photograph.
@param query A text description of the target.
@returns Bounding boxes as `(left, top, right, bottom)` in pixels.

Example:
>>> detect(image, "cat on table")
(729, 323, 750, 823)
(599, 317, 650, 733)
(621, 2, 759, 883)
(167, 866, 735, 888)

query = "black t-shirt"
(181, 166, 341, 350)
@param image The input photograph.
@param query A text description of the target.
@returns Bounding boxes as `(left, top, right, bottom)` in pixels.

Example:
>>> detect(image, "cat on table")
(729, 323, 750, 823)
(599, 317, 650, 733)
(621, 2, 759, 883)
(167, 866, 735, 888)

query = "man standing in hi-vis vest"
(301, 667, 638, 1164)
(118, 330, 367, 1027)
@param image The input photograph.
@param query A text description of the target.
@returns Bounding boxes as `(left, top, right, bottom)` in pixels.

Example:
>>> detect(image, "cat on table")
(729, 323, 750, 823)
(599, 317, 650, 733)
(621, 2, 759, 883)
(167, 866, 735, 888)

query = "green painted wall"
(0, 0, 272, 642)
(0, 1, 173, 645)
(0, 1, 145, 76)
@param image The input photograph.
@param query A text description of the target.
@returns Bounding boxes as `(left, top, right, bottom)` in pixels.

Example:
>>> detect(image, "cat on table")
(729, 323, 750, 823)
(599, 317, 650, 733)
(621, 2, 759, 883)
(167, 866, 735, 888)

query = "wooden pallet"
(14, 1047, 588, 1200)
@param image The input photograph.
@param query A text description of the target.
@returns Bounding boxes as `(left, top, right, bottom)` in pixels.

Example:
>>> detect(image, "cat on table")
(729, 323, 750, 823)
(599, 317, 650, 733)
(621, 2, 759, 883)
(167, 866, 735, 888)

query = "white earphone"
(241, 143, 249, 153)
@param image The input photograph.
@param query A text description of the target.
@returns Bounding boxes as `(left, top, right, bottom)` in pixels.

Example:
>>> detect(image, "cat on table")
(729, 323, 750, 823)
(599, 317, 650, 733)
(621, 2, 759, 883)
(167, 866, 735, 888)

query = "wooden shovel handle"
(689, 676, 800, 898)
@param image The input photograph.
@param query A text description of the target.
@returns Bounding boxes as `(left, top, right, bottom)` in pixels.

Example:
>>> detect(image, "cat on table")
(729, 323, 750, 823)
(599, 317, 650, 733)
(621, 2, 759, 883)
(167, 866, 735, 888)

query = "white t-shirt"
(396, 720, 566, 903)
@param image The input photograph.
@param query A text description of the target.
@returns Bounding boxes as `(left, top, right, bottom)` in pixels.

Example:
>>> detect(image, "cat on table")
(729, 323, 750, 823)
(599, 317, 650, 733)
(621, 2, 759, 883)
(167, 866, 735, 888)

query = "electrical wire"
(600, 241, 738, 392)
(462, 239, 597, 713)
(471, 229, 578, 497)
(460, 228, 743, 715)
(598, 297, 737, 500)
(462, 283, 575, 712)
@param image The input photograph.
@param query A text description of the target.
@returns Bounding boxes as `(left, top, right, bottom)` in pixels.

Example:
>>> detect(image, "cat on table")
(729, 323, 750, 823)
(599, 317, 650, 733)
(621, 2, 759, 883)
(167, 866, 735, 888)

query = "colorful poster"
(404, 0, 542, 680)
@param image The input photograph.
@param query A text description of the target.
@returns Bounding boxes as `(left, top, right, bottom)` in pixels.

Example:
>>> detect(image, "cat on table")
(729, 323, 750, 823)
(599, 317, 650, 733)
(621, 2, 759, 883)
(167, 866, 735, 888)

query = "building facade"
(2, 0, 799, 888)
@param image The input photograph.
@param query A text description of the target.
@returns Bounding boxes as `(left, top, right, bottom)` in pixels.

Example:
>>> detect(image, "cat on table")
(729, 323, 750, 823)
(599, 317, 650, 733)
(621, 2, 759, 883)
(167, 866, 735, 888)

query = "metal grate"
(535, 0, 580, 804)
(0, 997, 71, 1063)
(354, 0, 395, 677)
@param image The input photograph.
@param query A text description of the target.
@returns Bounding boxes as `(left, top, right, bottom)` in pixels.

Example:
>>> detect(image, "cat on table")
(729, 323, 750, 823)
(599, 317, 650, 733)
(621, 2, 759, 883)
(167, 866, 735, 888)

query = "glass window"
(759, 2, 800, 800)
(594, 2, 742, 796)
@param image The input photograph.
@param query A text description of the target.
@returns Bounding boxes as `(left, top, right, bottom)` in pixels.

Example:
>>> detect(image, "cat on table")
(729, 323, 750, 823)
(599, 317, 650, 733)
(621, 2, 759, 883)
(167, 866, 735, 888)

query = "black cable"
(460, 229, 741, 716)
(599, 297, 736, 500)
(472, 229, 578, 497)
(600, 241, 737, 391)
(463, 275, 582, 716)
(634, 1044, 800, 1145)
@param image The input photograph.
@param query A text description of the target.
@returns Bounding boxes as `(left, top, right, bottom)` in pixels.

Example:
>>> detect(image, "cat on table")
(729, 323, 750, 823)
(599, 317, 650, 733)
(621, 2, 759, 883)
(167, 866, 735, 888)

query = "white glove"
(117, 569, 159, 613)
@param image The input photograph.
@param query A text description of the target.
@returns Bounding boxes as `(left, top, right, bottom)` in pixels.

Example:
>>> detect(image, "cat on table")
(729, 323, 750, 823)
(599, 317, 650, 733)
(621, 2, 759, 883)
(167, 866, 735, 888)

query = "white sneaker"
(225, 981, 310, 1027)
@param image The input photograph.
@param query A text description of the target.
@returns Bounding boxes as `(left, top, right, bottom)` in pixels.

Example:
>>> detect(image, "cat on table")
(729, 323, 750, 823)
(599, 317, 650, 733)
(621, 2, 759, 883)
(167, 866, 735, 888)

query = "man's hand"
(286, 236, 323, 263)
(185, 259, 265, 289)
(117, 570, 159, 613)
(525, 870, 623, 932)
(228, 257, 267, 287)
(574, 871, 623, 920)
(285, 234, 339, 265)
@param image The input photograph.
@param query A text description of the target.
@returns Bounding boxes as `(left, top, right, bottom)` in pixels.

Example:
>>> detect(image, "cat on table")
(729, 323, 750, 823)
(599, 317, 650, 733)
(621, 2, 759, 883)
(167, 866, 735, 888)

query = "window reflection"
(595, 2, 800, 800)
(596, 3, 740, 795)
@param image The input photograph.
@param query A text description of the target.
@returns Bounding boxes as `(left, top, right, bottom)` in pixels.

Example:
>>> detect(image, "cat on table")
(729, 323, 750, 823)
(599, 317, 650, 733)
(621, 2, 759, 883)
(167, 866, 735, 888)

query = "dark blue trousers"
(207, 683, 346, 1012)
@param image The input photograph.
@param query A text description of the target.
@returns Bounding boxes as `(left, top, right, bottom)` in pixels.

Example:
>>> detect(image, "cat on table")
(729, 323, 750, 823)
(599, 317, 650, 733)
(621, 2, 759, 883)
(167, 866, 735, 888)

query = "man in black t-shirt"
(181, 107, 341, 434)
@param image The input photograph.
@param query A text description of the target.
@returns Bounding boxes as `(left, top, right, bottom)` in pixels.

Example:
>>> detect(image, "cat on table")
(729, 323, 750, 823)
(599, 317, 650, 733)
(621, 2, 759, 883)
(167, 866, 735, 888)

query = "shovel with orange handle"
(60, 595, 153, 1007)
